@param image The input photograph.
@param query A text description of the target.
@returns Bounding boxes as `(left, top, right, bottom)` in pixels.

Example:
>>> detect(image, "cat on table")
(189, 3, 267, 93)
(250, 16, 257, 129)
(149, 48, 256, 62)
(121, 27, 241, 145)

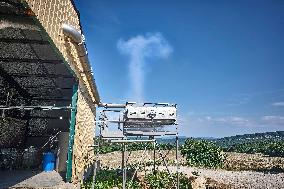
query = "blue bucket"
(42, 152, 56, 171)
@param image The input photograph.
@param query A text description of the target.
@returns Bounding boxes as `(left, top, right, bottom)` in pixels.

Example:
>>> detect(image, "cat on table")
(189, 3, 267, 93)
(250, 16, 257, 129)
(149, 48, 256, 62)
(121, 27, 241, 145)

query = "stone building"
(0, 0, 99, 185)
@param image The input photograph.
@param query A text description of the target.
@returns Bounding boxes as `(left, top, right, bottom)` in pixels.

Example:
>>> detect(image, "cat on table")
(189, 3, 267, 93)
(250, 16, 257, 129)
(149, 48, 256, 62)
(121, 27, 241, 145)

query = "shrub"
(263, 141, 284, 157)
(225, 141, 284, 157)
(81, 169, 141, 189)
(145, 171, 192, 189)
(180, 138, 226, 168)
(82, 170, 192, 189)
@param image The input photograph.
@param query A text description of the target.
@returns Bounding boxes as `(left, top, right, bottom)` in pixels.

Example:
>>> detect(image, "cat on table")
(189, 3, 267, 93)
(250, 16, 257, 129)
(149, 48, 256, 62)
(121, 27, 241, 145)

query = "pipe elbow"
(62, 23, 101, 104)
(62, 23, 82, 44)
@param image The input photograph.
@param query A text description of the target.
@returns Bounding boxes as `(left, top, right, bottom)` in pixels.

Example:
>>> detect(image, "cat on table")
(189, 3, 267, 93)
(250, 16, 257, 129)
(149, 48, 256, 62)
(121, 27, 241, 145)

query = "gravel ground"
(166, 166, 284, 189)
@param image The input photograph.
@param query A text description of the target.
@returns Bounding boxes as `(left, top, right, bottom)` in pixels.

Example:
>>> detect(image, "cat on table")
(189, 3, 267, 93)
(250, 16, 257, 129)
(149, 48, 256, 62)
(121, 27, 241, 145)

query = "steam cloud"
(117, 32, 173, 101)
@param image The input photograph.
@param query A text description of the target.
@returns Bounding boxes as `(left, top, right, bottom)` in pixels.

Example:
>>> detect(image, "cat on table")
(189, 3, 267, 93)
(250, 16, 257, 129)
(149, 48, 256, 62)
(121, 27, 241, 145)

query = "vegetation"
(180, 138, 226, 168)
(96, 131, 284, 157)
(224, 141, 284, 157)
(81, 169, 192, 189)
(85, 132, 284, 188)
(212, 131, 284, 147)
(81, 169, 141, 189)
(205, 131, 284, 157)
(96, 138, 175, 154)
(145, 171, 192, 189)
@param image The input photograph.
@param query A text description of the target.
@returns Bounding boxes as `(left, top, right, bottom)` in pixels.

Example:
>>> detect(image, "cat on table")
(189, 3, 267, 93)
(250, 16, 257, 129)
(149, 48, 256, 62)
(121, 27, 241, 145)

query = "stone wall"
(72, 84, 96, 182)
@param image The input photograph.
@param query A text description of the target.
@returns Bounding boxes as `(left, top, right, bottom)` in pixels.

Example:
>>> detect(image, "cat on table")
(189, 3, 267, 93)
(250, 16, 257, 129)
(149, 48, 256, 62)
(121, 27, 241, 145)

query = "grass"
(81, 169, 141, 189)
(81, 169, 193, 189)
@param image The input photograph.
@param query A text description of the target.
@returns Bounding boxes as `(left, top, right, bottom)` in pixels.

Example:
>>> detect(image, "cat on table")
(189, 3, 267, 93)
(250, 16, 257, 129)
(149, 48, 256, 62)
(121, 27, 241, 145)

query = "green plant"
(224, 140, 284, 157)
(145, 171, 192, 189)
(94, 137, 175, 154)
(145, 171, 173, 188)
(81, 170, 193, 189)
(81, 169, 142, 189)
(180, 138, 226, 168)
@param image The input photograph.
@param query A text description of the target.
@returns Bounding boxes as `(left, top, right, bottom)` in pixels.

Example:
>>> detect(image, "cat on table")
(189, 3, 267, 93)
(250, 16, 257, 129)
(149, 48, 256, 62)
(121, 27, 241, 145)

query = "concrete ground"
(0, 170, 77, 189)
(0, 170, 38, 189)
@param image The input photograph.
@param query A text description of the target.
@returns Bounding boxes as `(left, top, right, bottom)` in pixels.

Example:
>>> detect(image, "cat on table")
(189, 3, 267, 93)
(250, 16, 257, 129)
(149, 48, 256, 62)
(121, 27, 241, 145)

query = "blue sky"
(74, 0, 284, 137)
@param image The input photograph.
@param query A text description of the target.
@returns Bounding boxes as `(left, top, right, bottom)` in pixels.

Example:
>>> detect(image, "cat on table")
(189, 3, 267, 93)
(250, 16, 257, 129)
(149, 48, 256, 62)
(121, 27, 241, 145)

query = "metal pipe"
(110, 139, 156, 143)
(92, 138, 101, 189)
(153, 140, 156, 174)
(41, 131, 62, 150)
(98, 103, 126, 108)
(66, 84, 79, 182)
(0, 105, 72, 110)
(122, 143, 126, 189)
(176, 128, 179, 189)
(62, 23, 100, 104)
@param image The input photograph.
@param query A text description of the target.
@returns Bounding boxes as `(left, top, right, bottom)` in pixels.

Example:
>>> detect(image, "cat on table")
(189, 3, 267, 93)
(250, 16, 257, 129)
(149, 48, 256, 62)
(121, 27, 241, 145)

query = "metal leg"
(176, 135, 179, 189)
(92, 138, 100, 189)
(153, 140, 156, 174)
(91, 160, 96, 189)
(122, 143, 126, 189)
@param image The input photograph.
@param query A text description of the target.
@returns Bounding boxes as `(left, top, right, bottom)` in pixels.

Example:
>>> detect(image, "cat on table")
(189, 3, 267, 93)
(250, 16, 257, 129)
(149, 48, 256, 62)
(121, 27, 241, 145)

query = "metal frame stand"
(95, 103, 180, 189)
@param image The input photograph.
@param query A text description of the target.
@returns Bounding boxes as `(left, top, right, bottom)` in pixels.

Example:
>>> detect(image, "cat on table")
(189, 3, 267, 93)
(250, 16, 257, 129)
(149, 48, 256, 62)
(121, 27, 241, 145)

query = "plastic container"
(42, 152, 55, 171)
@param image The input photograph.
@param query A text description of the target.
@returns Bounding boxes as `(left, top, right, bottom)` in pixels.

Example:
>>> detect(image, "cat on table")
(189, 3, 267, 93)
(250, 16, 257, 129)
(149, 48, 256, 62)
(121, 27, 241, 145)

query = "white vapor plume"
(272, 102, 284, 107)
(117, 32, 173, 101)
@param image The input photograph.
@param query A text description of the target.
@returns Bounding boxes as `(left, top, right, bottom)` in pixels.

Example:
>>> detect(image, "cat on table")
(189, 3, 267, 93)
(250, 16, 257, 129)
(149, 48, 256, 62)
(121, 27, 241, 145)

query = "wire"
(0, 105, 73, 110)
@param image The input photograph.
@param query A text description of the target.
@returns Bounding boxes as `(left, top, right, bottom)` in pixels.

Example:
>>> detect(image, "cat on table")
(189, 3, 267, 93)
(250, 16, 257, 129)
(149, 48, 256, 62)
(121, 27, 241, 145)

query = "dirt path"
(165, 166, 284, 189)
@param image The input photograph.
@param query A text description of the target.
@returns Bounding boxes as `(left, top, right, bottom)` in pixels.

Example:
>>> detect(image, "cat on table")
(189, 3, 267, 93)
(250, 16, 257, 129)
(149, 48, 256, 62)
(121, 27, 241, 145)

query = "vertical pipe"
(153, 138, 156, 174)
(122, 143, 126, 189)
(92, 136, 100, 189)
(122, 119, 127, 189)
(125, 144, 127, 188)
(66, 84, 78, 182)
(62, 24, 100, 103)
(176, 131, 179, 189)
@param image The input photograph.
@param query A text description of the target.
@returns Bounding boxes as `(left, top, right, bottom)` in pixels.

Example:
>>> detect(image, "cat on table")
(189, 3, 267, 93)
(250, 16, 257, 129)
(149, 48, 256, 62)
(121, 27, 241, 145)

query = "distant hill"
(157, 136, 216, 145)
(157, 131, 284, 147)
(219, 131, 284, 140)
(156, 136, 187, 145)
(211, 131, 284, 148)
